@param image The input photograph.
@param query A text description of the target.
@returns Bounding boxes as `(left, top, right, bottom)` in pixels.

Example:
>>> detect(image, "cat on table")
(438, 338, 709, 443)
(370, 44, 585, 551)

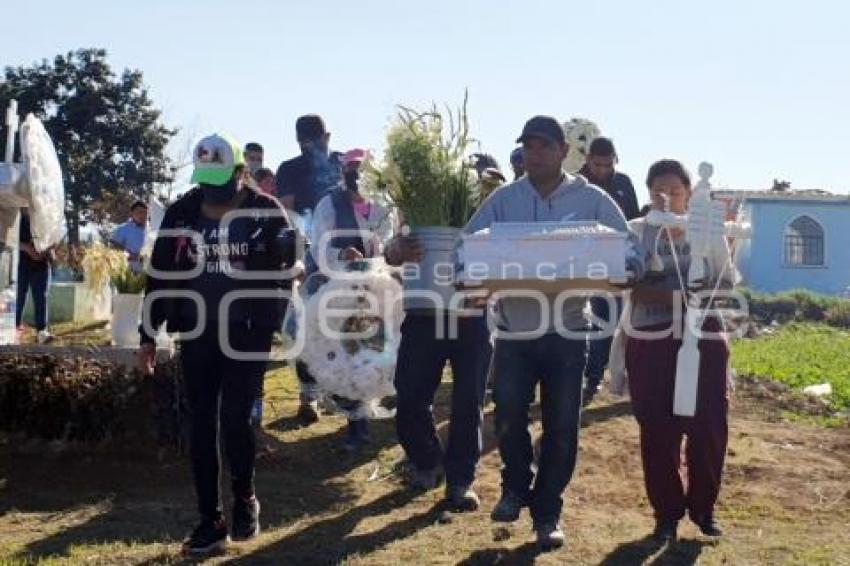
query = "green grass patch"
(731, 323, 850, 410)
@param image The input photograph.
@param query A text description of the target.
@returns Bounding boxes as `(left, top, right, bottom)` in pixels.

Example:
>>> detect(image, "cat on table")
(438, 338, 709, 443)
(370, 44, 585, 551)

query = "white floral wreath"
(298, 260, 405, 418)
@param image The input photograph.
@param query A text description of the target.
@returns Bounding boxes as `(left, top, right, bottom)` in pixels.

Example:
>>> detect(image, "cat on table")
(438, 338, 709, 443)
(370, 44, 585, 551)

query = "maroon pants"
(626, 322, 729, 522)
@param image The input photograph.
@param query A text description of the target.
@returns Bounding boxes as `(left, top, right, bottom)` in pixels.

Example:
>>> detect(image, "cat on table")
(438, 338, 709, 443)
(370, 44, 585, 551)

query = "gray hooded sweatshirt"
(459, 173, 645, 334)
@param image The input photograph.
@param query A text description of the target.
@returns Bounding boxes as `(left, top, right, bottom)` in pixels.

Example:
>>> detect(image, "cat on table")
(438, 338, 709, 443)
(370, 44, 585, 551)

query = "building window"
(784, 216, 825, 266)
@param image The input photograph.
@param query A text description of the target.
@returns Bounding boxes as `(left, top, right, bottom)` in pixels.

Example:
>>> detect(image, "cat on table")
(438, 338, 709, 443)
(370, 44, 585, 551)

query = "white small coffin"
(459, 221, 628, 289)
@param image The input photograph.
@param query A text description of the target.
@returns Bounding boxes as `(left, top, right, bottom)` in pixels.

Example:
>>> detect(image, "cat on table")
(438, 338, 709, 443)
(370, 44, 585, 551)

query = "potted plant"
(81, 244, 146, 347)
(364, 92, 480, 309)
(109, 267, 147, 347)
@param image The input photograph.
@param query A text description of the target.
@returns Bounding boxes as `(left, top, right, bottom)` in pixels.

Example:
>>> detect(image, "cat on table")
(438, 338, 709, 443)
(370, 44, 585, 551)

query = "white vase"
(111, 293, 143, 347)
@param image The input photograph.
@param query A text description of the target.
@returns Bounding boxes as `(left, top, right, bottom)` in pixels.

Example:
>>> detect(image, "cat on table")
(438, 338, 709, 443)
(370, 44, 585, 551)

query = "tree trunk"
(66, 213, 80, 245)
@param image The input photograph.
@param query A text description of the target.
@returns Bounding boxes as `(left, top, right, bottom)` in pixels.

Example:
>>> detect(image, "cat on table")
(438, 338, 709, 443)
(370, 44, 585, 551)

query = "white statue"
(645, 162, 751, 416)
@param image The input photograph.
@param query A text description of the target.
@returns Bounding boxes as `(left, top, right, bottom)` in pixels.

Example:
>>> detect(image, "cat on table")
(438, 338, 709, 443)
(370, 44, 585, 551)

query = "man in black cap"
(459, 116, 644, 551)
(275, 114, 343, 422)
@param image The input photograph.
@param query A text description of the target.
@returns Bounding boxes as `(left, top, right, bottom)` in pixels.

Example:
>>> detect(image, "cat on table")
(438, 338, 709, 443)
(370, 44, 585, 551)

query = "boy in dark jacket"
(578, 136, 640, 404)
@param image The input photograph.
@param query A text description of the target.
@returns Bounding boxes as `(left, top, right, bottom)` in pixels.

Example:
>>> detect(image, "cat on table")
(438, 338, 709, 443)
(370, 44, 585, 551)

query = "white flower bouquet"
(363, 92, 480, 228)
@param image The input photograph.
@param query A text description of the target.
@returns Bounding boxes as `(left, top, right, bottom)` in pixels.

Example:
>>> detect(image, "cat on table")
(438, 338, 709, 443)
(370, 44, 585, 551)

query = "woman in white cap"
(138, 133, 299, 556)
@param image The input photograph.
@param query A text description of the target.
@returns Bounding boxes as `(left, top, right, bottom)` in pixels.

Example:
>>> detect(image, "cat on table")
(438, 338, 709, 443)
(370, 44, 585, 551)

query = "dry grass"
(1, 363, 848, 566)
(17, 320, 111, 348)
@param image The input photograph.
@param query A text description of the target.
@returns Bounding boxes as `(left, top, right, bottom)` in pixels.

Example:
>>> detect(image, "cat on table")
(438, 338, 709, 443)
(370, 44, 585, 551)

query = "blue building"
(713, 191, 850, 296)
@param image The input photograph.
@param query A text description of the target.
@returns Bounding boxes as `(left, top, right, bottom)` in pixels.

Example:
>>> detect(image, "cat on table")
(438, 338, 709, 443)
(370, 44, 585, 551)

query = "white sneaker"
(36, 330, 54, 344)
(536, 522, 566, 551)
(296, 396, 320, 424)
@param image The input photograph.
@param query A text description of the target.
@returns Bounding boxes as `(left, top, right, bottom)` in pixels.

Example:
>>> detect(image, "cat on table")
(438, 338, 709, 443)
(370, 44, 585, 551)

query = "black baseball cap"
(296, 114, 327, 142)
(516, 115, 565, 145)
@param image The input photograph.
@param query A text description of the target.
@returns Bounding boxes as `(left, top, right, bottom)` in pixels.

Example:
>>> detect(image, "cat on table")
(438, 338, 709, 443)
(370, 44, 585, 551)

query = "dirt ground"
(1, 368, 848, 566)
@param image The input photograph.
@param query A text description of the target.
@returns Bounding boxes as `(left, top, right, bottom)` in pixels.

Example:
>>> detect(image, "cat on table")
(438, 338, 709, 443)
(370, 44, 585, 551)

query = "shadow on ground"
(457, 542, 539, 566)
(600, 535, 709, 565)
(231, 489, 444, 564)
(1, 410, 398, 562)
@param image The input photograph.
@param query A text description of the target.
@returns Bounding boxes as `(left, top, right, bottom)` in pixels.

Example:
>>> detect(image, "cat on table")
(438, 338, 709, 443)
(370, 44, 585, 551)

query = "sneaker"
(406, 465, 444, 491)
(36, 330, 54, 345)
(182, 517, 229, 556)
(652, 517, 679, 543)
(232, 496, 260, 541)
(490, 490, 527, 523)
(342, 419, 371, 452)
(535, 522, 566, 552)
(694, 515, 723, 538)
(445, 484, 480, 512)
(296, 395, 320, 424)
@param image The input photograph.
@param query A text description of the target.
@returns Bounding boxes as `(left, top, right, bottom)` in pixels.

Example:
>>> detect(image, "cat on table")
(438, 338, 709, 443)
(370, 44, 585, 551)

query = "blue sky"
(3, 0, 848, 204)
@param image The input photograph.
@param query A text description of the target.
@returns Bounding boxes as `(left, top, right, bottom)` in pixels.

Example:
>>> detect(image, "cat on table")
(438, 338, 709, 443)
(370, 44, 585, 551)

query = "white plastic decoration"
(562, 118, 601, 173)
(20, 114, 65, 251)
(298, 260, 405, 418)
(645, 162, 751, 416)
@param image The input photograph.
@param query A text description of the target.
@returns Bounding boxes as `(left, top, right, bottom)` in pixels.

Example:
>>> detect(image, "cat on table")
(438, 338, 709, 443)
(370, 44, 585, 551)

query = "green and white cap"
(190, 133, 244, 186)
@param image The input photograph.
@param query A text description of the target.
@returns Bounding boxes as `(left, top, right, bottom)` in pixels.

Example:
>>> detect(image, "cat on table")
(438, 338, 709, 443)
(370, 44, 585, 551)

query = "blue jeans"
(492, 334, 586, 526)
(16, 262, 50, 330)
(584, 296, 621, 391)
(394, 313, 491, 487)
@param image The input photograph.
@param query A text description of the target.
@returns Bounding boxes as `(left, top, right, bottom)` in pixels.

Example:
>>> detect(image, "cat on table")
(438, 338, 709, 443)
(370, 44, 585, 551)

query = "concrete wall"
(21, 282, 111, 325)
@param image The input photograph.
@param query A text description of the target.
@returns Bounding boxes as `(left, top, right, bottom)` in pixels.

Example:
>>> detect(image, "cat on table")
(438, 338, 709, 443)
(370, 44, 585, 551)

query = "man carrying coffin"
(459, 116, 644, 551)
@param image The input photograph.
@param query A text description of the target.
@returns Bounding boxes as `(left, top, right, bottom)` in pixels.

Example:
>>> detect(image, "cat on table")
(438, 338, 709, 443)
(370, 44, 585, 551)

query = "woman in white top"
(301, 148, 395, 451)
(309, 149, 393, 270)
(625, 159, 733, 542)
